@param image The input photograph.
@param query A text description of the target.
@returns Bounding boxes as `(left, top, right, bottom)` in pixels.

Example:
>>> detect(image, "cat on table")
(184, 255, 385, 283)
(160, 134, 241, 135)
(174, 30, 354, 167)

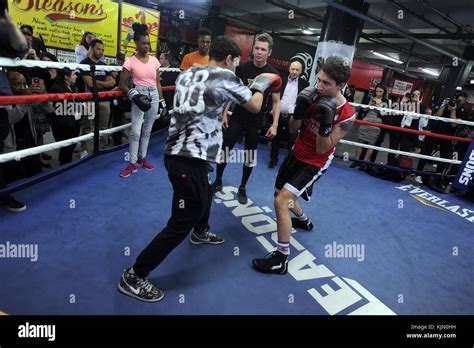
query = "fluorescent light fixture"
(470, 80, 474, 84)
(419, 68, 440, 77)
(308, 27, 319, 31)
(302, 29, 313, 35)
(371, 51, 403, 64)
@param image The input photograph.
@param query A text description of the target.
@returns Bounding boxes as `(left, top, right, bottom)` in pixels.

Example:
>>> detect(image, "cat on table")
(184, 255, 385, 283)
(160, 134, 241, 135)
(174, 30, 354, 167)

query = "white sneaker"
(80, 150, 88, 159)
(415, 176, 423, 184)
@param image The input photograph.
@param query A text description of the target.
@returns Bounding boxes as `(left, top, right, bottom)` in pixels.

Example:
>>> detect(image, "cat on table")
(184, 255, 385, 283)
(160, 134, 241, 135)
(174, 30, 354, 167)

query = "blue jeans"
(129, 85, 159, 164)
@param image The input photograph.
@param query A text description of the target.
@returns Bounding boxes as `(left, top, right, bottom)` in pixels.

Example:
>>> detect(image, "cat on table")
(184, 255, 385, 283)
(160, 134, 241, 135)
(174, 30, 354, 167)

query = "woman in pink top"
(119, 23, 164, 177)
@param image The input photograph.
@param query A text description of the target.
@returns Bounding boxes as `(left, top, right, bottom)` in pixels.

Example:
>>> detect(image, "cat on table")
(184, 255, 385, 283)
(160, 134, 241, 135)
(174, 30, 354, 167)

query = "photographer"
(0, 5, 29, 212)
(416, 91, 468, 187)
(20, 25, 46, 58)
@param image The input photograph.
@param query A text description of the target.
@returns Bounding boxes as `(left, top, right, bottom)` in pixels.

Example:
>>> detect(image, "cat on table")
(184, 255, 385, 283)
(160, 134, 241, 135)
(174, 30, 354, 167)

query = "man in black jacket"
(268, 60, 308, 168)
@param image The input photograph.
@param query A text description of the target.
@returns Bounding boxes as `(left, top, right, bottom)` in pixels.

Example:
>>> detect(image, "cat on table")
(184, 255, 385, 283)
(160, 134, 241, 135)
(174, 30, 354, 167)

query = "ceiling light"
(470, 80, 474, 84)
(371, 51, 403, 64)
(308, 27, 319, 31)
(301, 29, 313, 35)
(419, 68, 440, 77)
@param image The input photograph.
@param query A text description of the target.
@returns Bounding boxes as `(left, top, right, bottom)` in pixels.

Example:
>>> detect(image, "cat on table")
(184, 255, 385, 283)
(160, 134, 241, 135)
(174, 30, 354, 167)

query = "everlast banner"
(453, 140, 474, 192)
(268, 36, 316, 81)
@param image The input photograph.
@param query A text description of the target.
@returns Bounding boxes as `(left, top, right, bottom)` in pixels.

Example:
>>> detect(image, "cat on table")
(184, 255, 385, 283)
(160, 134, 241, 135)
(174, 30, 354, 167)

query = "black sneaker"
(350, 162, 359, 168)
(190, 227, 225, 245)
(291, 217, 313, 231)
(211, 179, 222, 194)
(252, 250, 288, 275)
(237, 186, 248, 204)
(118, 268, 164, 303)
(0, 195, 27, 212)
(268, 159, 278, 169)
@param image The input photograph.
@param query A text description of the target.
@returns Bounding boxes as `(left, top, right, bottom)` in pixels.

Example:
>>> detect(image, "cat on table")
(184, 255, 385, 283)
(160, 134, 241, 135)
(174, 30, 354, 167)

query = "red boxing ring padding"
(0, 86, 176, 106)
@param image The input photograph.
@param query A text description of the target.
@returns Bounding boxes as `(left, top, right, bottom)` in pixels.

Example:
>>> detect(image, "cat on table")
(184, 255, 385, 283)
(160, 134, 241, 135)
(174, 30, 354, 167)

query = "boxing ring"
(0, 58, 472, 315)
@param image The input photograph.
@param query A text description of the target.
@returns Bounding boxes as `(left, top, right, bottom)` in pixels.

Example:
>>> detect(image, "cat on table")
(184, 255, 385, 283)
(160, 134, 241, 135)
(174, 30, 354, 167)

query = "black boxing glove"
(249, 73, 282, 94)
(128, 88, 152, 112)
(293, 87, 318, 120)
(316, 95, 337, 137)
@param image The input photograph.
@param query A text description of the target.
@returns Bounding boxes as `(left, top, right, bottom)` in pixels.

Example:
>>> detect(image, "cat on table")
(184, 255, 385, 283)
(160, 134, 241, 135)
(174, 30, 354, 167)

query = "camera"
(447, 91, 461, 108)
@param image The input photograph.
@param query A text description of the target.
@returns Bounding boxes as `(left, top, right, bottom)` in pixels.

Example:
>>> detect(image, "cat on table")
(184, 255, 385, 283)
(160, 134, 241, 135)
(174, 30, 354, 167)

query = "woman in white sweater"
(75, 32, 94, 64)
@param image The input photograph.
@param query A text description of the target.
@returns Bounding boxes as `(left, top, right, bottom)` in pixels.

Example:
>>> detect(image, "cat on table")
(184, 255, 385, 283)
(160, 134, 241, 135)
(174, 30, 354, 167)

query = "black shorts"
(275, 151, 327, 201)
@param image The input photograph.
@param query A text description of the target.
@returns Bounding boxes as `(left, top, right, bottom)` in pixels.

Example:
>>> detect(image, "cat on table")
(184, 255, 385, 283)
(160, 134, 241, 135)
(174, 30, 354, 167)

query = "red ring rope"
(355, 119, 472, 143)
(0, 89, 470, 144)
(0, 86, 176, 106)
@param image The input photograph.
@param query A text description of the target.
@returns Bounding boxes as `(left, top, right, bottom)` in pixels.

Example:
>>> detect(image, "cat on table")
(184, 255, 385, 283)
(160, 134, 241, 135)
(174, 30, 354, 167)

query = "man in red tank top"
(252, 56, 356, 274)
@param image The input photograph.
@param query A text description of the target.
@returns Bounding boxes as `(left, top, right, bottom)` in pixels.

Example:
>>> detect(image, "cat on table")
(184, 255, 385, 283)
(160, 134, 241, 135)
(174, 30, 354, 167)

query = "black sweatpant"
(133, 155, 213, 278)
(51, 119, 81, 165)
(388, 130, 418, 166)
(416, 136, 453, 174)
(270, 116, 296, 162)
(110, 103, 124, 146)
(0, 108, 8, 148)
(216, 116, 260, 186)
(0, 109, 9, 192)
(15, 134, 41, 179)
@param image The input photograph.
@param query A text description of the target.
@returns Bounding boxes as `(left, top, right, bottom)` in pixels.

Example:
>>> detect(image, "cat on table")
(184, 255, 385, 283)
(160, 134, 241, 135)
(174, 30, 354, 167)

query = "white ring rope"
(0, 56, 470, 126)
(0, 112, 166, 163)
(0, 127, 461, 165)
(339, 140, 461, 164)
(0, 131, 94, 163)
(0, 57, 182, 73)
(0, 121, 140, 163)
(350, 102, 474, 126)
(0, 56, 465, 166)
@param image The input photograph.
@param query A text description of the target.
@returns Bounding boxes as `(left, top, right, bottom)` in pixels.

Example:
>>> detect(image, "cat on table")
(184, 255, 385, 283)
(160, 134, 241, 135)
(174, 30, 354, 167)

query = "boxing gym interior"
(0, 0, 472, 324)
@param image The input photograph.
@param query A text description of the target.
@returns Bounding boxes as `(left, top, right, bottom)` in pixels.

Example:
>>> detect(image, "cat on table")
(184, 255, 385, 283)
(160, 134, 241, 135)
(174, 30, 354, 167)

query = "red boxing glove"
(249, 73, 282, 94)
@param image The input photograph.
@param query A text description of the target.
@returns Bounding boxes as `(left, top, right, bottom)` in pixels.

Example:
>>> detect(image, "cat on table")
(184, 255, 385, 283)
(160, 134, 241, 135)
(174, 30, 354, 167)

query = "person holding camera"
(416, 91, 468, 182)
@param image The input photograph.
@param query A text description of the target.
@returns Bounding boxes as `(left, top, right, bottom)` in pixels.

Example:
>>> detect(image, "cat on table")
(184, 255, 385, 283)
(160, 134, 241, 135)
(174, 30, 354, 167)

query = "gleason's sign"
(10, 0, 119, 54)
(13, 0, 108, 21)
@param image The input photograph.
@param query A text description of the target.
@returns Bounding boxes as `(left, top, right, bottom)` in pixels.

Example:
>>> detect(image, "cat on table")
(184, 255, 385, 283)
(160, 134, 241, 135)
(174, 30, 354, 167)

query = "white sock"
(295, 212, 308, 221)
(277, 241, 290, 255)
